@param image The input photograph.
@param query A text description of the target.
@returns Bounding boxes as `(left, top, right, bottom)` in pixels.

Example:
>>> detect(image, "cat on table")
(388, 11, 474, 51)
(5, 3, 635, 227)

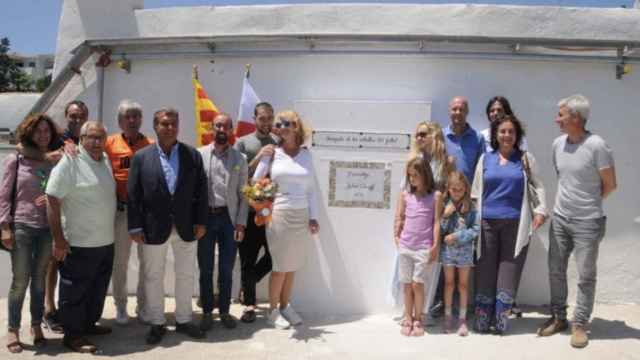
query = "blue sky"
(0, 0, 635, 55)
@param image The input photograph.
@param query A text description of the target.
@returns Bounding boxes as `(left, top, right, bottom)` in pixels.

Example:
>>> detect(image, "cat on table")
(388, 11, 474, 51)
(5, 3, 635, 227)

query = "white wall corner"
(50, 0, 144, 121)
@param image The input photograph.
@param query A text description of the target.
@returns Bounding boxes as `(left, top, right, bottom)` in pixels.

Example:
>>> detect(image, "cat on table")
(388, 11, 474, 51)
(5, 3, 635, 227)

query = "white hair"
(117, 99, 143, 121)
(558, 94, 590, 123)
(80, 120, 107, 137)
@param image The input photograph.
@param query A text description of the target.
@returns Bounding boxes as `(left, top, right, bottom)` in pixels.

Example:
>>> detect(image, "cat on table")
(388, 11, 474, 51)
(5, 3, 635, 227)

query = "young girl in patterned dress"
(394, 157, 442, 336)
(440, 171, 479, 336)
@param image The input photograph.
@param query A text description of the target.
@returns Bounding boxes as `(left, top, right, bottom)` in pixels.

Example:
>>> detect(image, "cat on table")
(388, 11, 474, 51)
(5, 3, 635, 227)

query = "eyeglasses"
(274, 120, 294, 129)
(416, 132, 429, 138)
(213, 122, 232, 130)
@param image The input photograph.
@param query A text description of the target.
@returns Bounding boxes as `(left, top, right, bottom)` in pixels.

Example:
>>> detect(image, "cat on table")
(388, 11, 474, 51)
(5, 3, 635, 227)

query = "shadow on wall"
(293, 175, 367, 320)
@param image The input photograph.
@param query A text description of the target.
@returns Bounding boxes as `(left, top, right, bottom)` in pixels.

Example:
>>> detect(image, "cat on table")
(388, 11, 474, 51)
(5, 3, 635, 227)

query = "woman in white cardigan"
(471, 115, 547, 334)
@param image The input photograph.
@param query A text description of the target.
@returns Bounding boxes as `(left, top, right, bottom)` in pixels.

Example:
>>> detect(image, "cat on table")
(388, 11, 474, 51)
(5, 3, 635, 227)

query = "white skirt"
(266, 207, 311, 272)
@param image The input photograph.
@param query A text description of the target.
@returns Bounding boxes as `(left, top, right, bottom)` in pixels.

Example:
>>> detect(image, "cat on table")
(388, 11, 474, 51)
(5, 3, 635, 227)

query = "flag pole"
(245, 63, 251, 79)
(193, 64, 199, 80)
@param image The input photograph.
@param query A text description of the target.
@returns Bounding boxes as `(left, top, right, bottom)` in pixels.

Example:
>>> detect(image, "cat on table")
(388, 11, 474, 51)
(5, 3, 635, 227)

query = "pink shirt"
(0, 154, 52, 229)
(399, 191, 435, 250)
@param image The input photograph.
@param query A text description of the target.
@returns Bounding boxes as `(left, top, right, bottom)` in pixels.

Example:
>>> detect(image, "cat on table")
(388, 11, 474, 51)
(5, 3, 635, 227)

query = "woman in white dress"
(253, 110, 319, 329)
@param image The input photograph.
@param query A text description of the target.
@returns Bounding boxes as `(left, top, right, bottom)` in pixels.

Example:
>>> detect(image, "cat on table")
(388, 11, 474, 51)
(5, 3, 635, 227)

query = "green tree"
(0, 37, 34, 92)
(35, 74, 52, 92)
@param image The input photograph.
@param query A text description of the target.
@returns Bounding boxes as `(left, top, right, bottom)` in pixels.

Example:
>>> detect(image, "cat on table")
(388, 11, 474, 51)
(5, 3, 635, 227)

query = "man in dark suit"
(127, 108, 208, 345)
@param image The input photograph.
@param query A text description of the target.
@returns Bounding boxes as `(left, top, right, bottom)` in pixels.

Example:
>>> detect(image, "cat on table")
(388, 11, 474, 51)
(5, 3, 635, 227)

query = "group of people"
(0, 92, 616, 354)
(393, 94, 616, 349)
(1, 99, 319, 354)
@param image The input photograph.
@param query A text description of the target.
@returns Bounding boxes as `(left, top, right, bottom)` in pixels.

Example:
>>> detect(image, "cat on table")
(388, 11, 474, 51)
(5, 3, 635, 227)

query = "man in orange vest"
(104, 100, 153, 325)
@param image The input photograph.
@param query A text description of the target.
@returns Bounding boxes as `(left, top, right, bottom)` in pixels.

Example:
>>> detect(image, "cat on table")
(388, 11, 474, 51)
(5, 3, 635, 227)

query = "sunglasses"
(416, 131, 429, 138)
(274, 120, 294, 129)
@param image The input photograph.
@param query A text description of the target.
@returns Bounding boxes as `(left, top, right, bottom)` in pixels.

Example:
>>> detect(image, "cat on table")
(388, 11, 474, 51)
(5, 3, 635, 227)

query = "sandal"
(6, 340, 23, 353)
(31, 326, 47, 348)
(400, 319, 413, 336)
(6, 330, 23, 353)
(410, 321, 425, 337)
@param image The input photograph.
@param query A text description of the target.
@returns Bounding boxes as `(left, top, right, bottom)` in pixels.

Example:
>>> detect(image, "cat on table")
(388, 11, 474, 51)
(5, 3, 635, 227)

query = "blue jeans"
(197, 212, 237, 314)
(8, 224, 52, 330)
(548, 214, 606, 326)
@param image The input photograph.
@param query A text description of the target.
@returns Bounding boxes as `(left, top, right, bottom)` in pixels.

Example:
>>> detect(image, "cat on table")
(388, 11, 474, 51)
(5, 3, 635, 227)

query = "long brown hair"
(16, 113, 60, 151)
(405, 156, 435, 195)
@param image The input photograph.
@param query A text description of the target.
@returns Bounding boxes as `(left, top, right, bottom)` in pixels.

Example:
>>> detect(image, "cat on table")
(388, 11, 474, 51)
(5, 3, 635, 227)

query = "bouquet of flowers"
(242, 178, 278, 225)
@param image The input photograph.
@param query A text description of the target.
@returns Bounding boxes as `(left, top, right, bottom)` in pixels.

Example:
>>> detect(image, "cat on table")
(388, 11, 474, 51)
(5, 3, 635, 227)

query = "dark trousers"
(238, 210, 272, 306)
(198, 212, 237, 314)
(58, 244, 114, 338)
(474, 219, 528, 333)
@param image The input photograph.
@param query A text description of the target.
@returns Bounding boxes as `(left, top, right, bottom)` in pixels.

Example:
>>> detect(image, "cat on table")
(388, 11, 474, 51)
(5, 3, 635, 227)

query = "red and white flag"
(235, 74, 261, 139)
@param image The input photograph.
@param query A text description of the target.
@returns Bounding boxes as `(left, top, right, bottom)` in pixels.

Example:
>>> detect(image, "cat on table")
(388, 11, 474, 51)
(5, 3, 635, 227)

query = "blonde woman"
(393, 121, 455, 324)
(408, 121, 455, 192)
(253, 111, 319, 329)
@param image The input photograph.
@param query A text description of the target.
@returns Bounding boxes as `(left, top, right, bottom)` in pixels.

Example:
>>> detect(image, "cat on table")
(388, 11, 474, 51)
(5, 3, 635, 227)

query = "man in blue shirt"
(444, 96, 484, 183)
(430, 96, 484, 321)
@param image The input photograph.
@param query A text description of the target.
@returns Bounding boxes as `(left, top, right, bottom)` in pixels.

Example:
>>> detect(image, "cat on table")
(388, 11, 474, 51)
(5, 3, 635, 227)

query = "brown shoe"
(537, 317, 569, 337)
(571, 324, 589, 348)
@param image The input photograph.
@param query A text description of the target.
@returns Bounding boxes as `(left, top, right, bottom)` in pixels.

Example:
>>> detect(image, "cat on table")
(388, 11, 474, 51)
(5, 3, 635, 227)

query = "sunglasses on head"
(274, 120, 293, 129)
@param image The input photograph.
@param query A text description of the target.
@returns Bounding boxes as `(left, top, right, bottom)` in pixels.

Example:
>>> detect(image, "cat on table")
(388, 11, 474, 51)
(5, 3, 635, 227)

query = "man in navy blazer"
(127, 107, 208, 345)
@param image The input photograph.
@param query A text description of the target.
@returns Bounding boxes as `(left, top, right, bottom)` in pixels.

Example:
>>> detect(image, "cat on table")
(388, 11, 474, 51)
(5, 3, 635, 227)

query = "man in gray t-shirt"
(537, 95, 617, 349)
(233, 102, 278, 322)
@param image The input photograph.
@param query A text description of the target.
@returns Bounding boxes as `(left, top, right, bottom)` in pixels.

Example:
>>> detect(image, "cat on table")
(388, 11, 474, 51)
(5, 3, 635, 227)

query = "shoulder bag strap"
(9, 153, 20, 220)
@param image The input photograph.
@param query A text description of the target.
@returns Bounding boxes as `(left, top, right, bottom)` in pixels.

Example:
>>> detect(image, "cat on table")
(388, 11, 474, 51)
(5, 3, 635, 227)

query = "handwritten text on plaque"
(328, 161, 391, 209)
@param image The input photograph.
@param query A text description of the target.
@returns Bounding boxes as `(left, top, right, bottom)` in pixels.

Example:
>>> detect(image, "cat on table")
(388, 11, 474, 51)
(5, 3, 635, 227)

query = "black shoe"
(200, 313, 213, 332)
(220, 313, 237, 329)
(146, 325, 166, 345)
(240, 309, 257, 323)
(43, 311, 64, 334)
(175, 322, 205, 339)
(86, 324, 112, 335)
(63, 336, 97, 353)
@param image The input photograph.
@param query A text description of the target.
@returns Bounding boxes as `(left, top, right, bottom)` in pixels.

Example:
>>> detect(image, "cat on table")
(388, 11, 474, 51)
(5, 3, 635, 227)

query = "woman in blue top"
(470, 115, 547, 334)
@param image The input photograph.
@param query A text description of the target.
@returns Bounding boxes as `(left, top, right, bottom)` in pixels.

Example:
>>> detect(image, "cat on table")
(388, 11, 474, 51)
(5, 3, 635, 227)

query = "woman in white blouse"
(253, 110, 319, 329)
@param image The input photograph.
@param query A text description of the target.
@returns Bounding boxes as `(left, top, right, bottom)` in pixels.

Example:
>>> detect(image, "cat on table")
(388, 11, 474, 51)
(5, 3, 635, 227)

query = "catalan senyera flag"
(194, 77, 225, 147)
(235, 74, 261, 139)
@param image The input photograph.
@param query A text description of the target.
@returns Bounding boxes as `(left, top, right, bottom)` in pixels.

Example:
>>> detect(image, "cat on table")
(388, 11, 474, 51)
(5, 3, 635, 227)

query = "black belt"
(209, 206, 228, 215)
(117, 201, 127, 212)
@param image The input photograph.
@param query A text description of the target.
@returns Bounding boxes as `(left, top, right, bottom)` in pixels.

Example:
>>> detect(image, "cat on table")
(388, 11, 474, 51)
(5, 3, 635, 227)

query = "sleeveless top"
(399, 191, 435, 250)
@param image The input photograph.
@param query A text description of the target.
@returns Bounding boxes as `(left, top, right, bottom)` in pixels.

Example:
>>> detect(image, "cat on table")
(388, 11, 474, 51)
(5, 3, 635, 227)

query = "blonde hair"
(445, 171, 472, 214)
(275, 110, 309, 146)
(410, 121, 450, 182)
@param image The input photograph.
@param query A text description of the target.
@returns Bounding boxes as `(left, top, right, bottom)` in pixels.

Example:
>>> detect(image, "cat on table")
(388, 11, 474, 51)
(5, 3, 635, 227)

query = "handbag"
(521, 151, 541, 211)
(1, 153, 20, 252)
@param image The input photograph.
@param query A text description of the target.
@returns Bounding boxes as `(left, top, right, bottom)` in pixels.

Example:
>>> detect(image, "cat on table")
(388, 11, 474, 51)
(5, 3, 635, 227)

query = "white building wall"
(94, 53, 639, 311)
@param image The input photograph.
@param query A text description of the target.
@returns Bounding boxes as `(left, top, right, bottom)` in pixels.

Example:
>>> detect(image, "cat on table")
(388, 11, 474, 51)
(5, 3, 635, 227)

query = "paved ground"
(1, 297, 639, 359)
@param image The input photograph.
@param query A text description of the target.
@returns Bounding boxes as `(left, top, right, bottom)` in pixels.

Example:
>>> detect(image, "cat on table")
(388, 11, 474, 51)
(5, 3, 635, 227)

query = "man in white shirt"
(46, 121, 116, 354)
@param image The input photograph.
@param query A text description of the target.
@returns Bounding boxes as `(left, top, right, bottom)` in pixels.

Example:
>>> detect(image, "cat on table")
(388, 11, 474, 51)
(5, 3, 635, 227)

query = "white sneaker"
(115, 306, 129, 325)
(267, 309, 291, 329)
(280, 305, 302, 326)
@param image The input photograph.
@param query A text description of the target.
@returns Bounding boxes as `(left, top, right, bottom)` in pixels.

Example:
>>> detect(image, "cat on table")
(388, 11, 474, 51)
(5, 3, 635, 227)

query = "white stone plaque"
(328, 161, 391, 209)
(313, 131, 410, 150)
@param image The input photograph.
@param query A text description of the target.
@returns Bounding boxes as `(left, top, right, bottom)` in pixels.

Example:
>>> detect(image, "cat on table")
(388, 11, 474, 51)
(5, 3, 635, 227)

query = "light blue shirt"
(444, 124, 484, 183)
(157, 142, 180, 195)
